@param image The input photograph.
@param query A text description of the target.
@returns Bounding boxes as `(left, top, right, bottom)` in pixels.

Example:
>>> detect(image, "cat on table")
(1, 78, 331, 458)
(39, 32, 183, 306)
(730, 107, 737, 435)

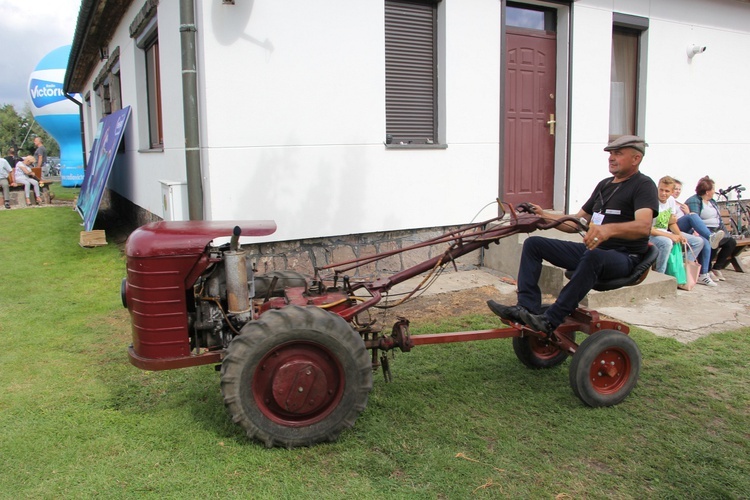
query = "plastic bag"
(665, 243, 687, 285)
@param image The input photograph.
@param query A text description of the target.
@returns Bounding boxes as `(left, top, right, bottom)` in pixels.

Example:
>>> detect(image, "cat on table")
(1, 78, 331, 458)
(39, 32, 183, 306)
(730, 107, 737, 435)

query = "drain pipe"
(180, 0, 204, 220)
(64, 93, 87, 170)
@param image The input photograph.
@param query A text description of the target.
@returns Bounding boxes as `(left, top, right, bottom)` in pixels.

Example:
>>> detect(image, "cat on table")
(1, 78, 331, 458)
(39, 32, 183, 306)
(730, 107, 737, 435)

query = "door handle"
(546, 114, 556, 136)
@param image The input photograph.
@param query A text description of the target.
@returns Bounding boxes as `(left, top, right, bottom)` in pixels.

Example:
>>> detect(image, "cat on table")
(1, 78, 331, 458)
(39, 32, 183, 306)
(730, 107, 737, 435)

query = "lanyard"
(596, 180, 621, 213)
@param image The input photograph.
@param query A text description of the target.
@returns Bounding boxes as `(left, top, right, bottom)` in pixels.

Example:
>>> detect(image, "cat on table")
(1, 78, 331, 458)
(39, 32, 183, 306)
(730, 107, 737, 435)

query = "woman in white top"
(684, 176, 737, 281)
(14, 156, 42, 206)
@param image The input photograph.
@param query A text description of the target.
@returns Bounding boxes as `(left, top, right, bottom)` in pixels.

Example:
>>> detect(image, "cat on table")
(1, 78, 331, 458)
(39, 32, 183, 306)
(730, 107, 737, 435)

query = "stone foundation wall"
(244, 227, 482, 279)
(106, 189, 162, 230)
(109, 191, 483, 278)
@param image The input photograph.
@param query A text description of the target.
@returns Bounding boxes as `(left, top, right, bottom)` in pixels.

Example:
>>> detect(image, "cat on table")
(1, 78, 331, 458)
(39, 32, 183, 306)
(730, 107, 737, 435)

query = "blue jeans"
(649, 233, 704, 274)
(677, 214, 712, 274)
(516, 236, 636, 328)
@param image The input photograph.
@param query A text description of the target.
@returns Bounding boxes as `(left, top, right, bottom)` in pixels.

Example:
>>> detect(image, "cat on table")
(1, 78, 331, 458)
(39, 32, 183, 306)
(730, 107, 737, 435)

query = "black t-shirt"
(581, 171, 658, 254)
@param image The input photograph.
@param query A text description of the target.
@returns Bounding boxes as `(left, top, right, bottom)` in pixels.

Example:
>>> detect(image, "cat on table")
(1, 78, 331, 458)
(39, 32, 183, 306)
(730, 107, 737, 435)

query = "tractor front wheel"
(220, 306, 372, 448)
(568, 330, 641, 407)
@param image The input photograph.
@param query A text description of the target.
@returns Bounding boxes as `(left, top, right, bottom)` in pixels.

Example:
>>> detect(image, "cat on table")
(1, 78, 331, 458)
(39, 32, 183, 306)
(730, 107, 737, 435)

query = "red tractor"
(121, 203, 656, 448)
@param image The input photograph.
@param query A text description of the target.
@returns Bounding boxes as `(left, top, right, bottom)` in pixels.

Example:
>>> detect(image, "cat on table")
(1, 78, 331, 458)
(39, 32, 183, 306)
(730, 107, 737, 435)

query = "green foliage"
(0, 103, 60, 157)
(1, 208, 748, 498)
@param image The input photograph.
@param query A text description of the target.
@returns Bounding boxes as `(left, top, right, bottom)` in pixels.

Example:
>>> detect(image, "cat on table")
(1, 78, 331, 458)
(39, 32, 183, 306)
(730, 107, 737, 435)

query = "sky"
(0, 0, 81, 112)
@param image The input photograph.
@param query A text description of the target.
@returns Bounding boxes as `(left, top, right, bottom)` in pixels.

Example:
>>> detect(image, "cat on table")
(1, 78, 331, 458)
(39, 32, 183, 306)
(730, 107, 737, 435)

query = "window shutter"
(385, 0, 437, 144)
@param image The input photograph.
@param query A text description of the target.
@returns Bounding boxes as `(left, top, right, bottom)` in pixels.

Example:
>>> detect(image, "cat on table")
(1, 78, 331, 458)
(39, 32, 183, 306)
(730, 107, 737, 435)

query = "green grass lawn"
(49, 182, 80, 202)
(1, 207, 748, 498)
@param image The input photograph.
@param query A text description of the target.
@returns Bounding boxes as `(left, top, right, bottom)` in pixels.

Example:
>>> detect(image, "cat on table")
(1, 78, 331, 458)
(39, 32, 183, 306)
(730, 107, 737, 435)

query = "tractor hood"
(125, 220, 277, 258)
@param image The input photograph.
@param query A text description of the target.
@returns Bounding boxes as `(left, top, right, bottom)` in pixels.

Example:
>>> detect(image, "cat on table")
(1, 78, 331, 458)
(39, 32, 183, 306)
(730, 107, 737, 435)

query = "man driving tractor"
(488, 135, 659, 334)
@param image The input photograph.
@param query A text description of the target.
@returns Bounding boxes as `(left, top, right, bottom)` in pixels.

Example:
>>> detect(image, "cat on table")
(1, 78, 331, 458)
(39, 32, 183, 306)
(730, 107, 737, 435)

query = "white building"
(64, 0, 750, 248)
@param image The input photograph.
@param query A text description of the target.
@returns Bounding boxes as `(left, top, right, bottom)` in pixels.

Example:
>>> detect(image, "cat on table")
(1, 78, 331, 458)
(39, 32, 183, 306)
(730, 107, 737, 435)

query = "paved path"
(396, 253, 750, 343)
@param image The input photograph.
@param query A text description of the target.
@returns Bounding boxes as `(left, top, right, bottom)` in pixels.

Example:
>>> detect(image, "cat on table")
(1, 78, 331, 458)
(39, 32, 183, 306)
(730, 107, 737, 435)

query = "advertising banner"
(76, 106, 131, 231)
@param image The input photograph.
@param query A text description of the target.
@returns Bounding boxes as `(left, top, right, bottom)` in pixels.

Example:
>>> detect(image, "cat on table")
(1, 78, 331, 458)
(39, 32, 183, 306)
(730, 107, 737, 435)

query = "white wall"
(194, 0, 502, 241)
(83, 0, 750, 239)
(570, 0, 750, 209)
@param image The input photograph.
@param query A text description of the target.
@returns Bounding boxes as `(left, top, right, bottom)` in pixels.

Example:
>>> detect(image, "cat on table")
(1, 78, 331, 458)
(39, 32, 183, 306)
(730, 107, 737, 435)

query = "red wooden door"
(504, 29, 556, 208)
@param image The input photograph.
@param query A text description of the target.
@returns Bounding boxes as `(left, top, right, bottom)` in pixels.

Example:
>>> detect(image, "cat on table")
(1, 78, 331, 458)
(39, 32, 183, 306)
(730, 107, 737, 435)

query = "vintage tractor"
(121, 203, 656, 448)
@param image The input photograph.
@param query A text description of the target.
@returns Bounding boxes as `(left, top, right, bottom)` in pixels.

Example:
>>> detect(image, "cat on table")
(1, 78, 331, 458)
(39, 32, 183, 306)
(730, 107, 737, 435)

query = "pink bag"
(678, 244, 701, 291)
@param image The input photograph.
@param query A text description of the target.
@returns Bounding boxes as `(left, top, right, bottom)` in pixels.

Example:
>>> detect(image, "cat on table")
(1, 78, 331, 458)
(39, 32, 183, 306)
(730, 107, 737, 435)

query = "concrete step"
(482, 230, 676, 308)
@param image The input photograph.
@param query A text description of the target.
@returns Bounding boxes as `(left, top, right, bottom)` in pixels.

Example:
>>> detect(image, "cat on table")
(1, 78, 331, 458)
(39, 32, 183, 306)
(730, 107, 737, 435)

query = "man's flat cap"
(603, 135, 648, 155)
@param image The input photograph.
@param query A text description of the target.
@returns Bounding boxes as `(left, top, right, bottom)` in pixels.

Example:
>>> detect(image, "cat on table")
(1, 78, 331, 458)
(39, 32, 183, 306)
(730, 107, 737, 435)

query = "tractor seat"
(564, 244, 659, 292)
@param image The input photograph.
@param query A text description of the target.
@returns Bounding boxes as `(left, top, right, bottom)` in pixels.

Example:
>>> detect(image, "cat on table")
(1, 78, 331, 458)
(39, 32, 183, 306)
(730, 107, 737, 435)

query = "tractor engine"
(122, 220, 278, 370)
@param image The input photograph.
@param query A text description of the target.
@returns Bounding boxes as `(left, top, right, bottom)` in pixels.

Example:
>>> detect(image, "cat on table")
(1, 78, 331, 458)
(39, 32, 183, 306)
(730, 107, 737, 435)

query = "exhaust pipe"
(225, 226, 251, 322)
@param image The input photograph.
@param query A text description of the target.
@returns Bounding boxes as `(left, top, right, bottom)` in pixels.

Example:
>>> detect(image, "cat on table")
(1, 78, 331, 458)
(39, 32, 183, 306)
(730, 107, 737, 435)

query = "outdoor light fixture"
(687, 44, 706, 58)
(100, 46, 109, 60)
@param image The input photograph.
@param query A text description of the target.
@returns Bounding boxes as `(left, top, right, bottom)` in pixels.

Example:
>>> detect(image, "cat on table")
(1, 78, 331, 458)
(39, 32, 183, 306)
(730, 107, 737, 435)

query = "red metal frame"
(123, 204, 628, 371)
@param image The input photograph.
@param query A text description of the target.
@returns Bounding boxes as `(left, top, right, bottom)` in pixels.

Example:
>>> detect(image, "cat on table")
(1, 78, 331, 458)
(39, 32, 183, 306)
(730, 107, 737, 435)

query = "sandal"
(26, 198, 31, 206)
(36, 197, 43, 205)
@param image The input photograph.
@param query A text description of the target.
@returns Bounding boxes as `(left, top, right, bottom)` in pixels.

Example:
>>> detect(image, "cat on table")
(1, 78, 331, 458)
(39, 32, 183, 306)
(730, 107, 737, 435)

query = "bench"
(715, 206, 750, 272)
(717, 236, 750, 273)
(5, 166, 54, 207)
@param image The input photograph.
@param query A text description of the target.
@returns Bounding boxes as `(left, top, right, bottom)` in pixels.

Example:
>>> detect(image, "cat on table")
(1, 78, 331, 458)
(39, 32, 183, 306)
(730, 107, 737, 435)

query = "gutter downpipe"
(64, 93, 88, 170)
(180, 0, 204, 220)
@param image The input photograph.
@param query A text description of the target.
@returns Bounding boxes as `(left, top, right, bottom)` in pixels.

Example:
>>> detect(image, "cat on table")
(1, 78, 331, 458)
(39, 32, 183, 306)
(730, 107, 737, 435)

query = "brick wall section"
(245, 226, 482, 279)
(109, 189, 482, 279)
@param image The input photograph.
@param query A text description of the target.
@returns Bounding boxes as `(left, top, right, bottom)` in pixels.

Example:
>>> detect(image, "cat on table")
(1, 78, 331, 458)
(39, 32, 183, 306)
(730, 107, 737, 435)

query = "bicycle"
(717, 184, 750, 237)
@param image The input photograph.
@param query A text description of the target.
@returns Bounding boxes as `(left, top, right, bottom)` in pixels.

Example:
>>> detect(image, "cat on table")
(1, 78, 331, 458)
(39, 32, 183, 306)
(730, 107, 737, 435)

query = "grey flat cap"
(604, 135, 648, 155)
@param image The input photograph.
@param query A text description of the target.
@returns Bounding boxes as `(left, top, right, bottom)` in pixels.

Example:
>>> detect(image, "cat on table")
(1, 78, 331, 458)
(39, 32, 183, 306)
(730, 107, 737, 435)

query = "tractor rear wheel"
(220, 305, 372, 448)
(568, 330, 641, 407)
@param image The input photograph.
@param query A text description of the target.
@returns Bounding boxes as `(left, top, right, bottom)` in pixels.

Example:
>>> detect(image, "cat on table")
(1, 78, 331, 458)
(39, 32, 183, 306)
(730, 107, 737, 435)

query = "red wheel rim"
(587, 346, 631, 394)
(252, 341, 344, 427)
(529, 337, 563, 361)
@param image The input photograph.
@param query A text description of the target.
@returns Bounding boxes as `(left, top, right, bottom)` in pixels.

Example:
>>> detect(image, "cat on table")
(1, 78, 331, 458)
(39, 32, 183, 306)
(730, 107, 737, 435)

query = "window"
(93, 49, 122, 119)
(506, 3, 555, 31)
(609, 14, 648, 138)
(131, 0, 162, 151)
(144, 37, 163, 149)
(385, 0, 438, 145)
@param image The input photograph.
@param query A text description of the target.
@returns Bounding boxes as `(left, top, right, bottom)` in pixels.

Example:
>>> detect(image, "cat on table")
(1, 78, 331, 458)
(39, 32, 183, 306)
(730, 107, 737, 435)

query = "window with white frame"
(609, 14, 648, 138)
(143, 36, 163, 149)
(384, 0, 438, 146)
(131, 0, 163, 151)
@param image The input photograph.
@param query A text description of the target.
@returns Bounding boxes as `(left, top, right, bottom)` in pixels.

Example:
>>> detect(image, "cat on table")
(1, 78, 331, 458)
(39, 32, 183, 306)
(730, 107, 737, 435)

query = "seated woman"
(672, 178, 724, 282)
(684, 176, 737, 281)
(14, 156, 42, 206)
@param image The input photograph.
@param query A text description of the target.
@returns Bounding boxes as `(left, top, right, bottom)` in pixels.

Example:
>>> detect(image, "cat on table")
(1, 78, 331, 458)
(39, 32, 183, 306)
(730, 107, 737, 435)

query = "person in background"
(672, 177, 725, 281)
(33, 137, 47, 172)
(4, 147, 19, 169)
(684, 176, 736, 281)
(649, 176, 704, 279)
(1, 156, 13, 209)
(671, 180, 690, 217)
(14, 156, 42, 206)
(487, 135, 658, 334)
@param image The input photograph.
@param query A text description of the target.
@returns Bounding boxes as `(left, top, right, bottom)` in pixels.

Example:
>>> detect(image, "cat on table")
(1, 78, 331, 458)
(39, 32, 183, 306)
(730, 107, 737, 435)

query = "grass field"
(1, 206, 748, 498)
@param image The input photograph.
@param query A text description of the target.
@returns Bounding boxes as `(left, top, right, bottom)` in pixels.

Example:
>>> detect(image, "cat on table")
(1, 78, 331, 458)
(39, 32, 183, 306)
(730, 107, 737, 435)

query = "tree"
(0, 104, 60, 157)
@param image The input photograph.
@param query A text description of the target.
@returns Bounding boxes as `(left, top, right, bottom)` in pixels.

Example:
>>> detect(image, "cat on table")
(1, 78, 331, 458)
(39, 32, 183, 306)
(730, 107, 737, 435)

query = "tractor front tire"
(568, 330, 641, 407)
(220, 305, 372, 448)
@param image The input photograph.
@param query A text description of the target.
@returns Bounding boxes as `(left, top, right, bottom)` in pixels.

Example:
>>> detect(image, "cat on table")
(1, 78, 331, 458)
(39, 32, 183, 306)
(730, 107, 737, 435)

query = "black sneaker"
(486, 300, 528, 324)
(517, 309, 555, 335)
(3, 202, 9, 209)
